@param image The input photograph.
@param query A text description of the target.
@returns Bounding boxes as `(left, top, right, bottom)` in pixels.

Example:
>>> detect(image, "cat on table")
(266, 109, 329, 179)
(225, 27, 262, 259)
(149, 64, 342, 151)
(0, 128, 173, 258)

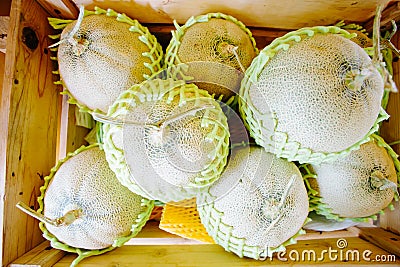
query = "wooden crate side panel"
(36, 0, 78, 19)
(73, 0, 391, 29)
(53, 237, 399, 266)
(37, 0, 393, 29)
(57, 96, 90, 160)
(0, 52, 4, 106)
(8, 241, 66, 267)
(0, 0, 62, 265)
(379, 31, 400, 235)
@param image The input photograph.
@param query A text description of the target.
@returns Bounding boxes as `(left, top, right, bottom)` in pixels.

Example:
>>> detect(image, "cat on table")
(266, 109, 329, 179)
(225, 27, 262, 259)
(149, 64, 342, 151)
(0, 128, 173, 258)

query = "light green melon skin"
(37, 144, 154, 267)
(239, 26, 388, 165)
(302, 134, 400, 222)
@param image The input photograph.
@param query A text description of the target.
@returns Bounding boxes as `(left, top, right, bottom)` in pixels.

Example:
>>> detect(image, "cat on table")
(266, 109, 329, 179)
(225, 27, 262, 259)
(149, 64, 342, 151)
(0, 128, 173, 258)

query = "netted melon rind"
(197, 147, 309, 259)
(197, 197, 309, 259)
(102, 79, 230, 202)
(48, 7, 163, 114)
(164, 13, 258, 103)
(301, 134, 399, 222)
(37, 144, 154, 267)
(165, 12, 258, 67)
(239, 26, 388, 165)
(334, 21, 396, 110)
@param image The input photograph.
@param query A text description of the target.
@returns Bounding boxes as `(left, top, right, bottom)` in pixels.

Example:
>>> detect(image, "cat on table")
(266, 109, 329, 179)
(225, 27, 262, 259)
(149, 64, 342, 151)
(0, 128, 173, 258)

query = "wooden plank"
(9, 241, 66, 267)
(364, 1, 400, 32)
(357, 227, 400, 257)
(0, 0, 62, 265)
(130, 220, 360, 246)
(380, 31, 400, 235)
(379, 202, 400, 235)
(145, 24, 289, 38)
(56, 95, 89, 160)
(0, 16, 9, 53)
(0, 51, 4, 102)
(69, 0, 391, 29)
(296, 229, 359, 241)
(146, 24, 287, 50)
(53, 237, 399, 266)
(36, 0, 78, 19)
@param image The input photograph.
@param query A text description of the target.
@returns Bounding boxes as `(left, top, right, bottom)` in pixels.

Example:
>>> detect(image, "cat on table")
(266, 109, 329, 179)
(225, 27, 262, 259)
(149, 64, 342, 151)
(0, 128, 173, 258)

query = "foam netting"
(196, 146, 310, 260)
(159, 198, 214, 244)
(37, 144, 154, 267)
(239, 26, 389, 165)
(197, 197, 309, 260)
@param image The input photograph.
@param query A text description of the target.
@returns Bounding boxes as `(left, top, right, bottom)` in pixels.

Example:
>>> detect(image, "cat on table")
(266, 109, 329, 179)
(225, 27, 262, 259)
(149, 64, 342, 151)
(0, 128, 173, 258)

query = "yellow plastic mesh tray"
(159, 198, 215, 244)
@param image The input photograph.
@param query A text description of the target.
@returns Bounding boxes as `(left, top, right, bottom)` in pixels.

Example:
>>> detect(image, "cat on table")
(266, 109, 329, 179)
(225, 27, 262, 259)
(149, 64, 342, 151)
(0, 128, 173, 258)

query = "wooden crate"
(1, 0, 400, 266)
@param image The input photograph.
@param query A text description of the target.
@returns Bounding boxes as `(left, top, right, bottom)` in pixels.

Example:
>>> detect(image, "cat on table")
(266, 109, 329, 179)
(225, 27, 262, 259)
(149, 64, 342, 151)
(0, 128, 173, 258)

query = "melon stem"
(48, 5, 86, 50)
(372, 4, 383, 66)
(93, 104, 214, 129)
(369, 171, 398, 192)
(225, 44, 246, 73)
(159, 104, 214, 129)
(262, 175, 296, 235)
(16, 201, 82, 227)
(345, 68, 373, 92)
(381, 20, 400, 58)
(370, 4, 399, 93)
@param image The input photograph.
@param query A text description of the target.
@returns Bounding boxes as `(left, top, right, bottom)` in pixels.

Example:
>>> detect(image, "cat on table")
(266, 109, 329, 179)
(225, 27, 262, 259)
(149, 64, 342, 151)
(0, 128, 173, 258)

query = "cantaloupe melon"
(305, 135, 399, 221)
(101, 78, 230, 203)
(165, 13, 258, 101)
(50, 7, 163, 113)
(197, 146, 309, 259)
(17, 145, 154, 266)
(239, 26, 388, 164)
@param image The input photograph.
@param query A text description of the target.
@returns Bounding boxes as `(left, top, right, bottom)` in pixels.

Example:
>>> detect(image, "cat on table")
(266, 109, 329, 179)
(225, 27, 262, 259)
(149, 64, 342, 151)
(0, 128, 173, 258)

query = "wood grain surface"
(0, 0, 62, 265)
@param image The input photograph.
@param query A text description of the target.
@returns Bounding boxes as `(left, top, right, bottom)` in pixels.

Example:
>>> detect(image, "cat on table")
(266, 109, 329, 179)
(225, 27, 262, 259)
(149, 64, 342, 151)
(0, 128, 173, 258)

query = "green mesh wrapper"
(164, 13, 258, 103)
(196, 146, 310, 260)
(335, 20, 372, 48)
(37, 144, 154, 267)
(197, 197, 310, 260)
(301, 134, 399, 222)
(48, 6, 163, 114)
(239, 26, 389, 165)
(102, 79, 230, 203)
